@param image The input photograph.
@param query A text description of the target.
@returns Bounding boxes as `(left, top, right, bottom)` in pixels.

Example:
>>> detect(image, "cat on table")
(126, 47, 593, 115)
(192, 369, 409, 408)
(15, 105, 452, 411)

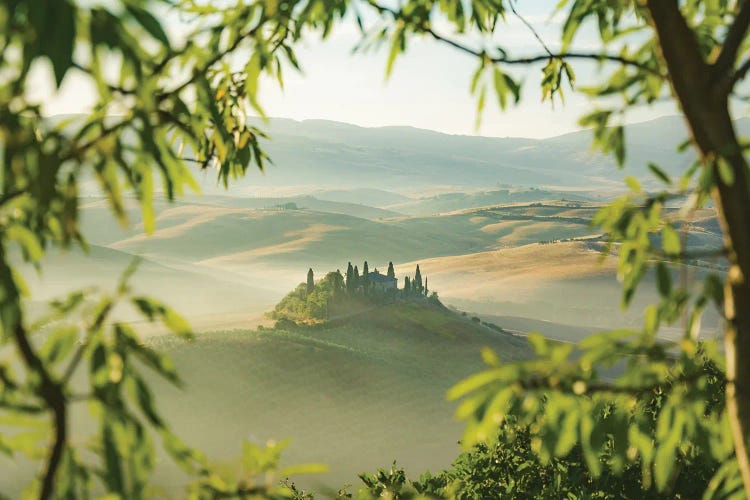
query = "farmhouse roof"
(368, 271, 397, 283)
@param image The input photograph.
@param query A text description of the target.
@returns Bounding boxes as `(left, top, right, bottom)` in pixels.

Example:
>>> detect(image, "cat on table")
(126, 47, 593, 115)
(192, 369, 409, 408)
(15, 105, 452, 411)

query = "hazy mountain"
(229, 115, 743, 191)
(52, 114, 746, 197)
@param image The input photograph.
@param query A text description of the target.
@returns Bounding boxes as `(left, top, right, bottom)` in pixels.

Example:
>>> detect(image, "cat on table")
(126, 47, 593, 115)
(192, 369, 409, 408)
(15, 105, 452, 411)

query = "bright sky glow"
(34, 3, 683, 139)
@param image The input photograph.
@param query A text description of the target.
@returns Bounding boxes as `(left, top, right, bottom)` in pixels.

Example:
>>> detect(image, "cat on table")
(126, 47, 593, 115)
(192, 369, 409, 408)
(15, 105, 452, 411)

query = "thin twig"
(509, 0, 553, 57)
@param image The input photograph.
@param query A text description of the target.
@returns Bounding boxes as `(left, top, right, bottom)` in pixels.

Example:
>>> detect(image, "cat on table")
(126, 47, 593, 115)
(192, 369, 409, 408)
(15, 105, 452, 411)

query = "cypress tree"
(307, 268, 315, 294)
(414, 265, 423, 294)
(353, 265, 360, 290)
(346, 262, 354, 293)
(424, 277, 428, 296)
(404, 276, 411, 295)
(387, 261, 395, 279)
(363, 261, 370, 292)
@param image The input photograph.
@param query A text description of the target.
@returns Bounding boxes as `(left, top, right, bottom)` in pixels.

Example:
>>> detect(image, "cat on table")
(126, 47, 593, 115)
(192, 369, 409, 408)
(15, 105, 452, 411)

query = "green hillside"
(388, 188, 594, 215)
(99, 201, 602, 267)
(99, 199, 722, 271)
(142, 302, 533, 492)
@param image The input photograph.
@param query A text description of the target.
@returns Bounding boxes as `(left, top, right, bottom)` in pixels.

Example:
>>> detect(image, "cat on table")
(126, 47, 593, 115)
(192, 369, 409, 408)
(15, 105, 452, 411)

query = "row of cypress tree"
(300, 260, 430, 297)
(403, 264, 429, 296)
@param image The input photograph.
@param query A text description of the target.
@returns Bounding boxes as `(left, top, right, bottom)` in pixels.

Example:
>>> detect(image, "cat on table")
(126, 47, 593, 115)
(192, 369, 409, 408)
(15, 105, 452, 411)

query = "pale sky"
(36, 3, 682, 139)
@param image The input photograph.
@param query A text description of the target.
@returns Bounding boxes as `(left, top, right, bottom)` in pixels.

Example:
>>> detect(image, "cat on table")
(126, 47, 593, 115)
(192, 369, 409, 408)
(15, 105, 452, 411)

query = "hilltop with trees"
(271, 261, 437, 324)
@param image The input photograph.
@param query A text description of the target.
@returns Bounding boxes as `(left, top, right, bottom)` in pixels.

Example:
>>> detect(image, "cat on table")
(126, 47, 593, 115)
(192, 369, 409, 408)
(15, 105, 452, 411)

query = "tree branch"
(12, 322, 66, 500)
(0, 241, 66, 500)
(368, 0, 663, 76)
(509, 0, 553, 57)
(729, 58, 750, 91)
(713, 0, 750, 77)
(155, 16, 269, 102)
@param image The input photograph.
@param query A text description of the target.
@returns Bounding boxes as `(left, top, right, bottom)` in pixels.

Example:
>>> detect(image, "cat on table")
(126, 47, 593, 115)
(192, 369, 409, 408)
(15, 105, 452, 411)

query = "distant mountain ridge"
(50, 113, 750, 194)
(236, 115, 750, 191)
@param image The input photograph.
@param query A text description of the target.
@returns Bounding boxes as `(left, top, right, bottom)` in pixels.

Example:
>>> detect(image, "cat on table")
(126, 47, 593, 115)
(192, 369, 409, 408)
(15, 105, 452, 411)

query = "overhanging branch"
(368, 0, 663, 76)
(713, 0, 750, 78)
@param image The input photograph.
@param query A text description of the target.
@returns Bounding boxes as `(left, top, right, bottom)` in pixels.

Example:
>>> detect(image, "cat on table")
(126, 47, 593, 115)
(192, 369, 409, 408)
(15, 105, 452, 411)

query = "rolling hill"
(145, 301, 534, 492)
(0, 301, 534, 495)
(68, 196, 725, 338)
(399, 241, 723, 339)
(15, 243, 277, 331)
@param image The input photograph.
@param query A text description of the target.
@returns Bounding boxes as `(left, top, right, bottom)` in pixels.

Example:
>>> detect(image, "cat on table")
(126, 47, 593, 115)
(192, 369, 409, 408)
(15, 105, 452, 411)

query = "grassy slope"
(387, 189, 593, 215)
(82, 196, 722, 274)
(145, 302, 532, 493)
(398, 241, 723, 337)
(102, 201, 606, 268)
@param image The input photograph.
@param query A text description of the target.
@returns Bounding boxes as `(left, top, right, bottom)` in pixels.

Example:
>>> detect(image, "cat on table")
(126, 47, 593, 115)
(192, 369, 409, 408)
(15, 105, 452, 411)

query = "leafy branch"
(366, 0, 664, 76)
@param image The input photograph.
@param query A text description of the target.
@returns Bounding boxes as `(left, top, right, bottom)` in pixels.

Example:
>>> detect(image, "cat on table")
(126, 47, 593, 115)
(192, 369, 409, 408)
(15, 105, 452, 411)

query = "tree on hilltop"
(346, 262, 354, 294)
(414, 265, 423, 294)
(363, 261, 370, 293)
(307, 268, 315, 294)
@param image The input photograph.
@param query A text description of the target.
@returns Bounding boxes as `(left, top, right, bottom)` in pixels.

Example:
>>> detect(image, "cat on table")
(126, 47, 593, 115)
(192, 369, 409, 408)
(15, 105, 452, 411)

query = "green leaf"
(125, 4, 171, 48)
(38, 0, 77, 87)
(612, 126, 625, 166)
(661, 225, 681, 256)
(140, 168, 156, 234)
(117, 258, 142, 295)
(648, 163, 672, 185)
(132, 296, 193, 338)
(554, 410, 580, 457)
(527, 333, 549, 356)
(579, 413, 602, 477)
(704, 273, 725, 307)
(493, 68, 520, 110)
(130, 374, 164, 428)
(448, 368, 510, 401)
(625, 176, 641, 193)
(102, 421, 125, 493)
(655, 262, 672, 297)
(7, 225, 43, 262)
(643, 304, 659, 336)
(481, 347, 500, 367)
(386, 26, 405, 78)
(40, 326, 78, 365)
(717, 158, 735, 185)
